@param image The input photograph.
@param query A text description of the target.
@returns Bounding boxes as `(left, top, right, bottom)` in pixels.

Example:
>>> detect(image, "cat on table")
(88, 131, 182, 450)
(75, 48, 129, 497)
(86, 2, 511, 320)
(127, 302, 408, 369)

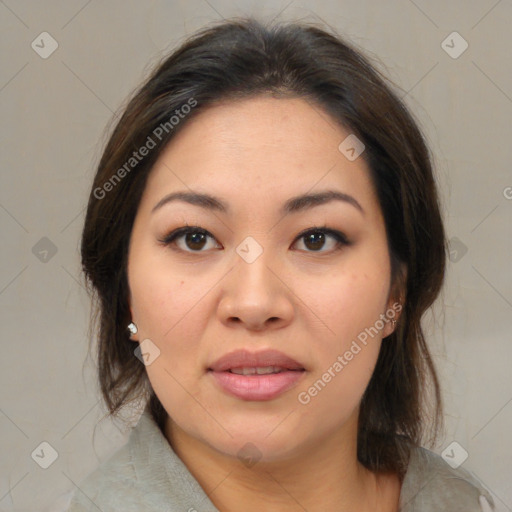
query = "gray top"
(66, 406, 495, 511)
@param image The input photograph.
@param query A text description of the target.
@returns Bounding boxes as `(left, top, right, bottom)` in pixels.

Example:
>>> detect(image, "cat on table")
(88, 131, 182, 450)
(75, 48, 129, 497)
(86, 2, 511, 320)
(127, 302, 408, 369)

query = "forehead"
(165, 95, 347, 160)
(140, 96, 380, 219)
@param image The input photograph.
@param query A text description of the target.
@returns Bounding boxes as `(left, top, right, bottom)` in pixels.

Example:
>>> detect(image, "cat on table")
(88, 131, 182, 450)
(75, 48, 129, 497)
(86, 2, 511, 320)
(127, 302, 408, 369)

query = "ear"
(127, 294, 138, 342)
(382, 261, 407, 338)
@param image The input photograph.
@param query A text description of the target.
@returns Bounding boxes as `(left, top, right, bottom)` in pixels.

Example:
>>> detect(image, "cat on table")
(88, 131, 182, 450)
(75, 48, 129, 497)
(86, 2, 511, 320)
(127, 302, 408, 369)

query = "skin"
(127, 95, 403, 511)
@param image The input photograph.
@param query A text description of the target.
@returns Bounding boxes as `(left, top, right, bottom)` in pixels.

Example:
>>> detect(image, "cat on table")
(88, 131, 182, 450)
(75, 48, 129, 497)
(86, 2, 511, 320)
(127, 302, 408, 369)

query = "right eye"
(159, 226, 221, 253)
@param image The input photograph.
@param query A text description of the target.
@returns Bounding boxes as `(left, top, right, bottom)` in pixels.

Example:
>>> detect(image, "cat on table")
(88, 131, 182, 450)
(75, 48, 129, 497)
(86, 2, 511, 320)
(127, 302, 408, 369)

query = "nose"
(217, 248, 294, 332)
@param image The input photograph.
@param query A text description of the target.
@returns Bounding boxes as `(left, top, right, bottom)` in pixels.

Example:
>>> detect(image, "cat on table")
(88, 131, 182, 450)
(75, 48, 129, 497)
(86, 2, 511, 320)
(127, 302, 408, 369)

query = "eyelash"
(158, 224, 350, 254)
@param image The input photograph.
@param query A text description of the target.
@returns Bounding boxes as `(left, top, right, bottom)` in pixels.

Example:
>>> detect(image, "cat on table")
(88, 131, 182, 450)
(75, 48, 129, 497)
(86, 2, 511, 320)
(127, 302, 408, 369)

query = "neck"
(164, 414, 400, 512)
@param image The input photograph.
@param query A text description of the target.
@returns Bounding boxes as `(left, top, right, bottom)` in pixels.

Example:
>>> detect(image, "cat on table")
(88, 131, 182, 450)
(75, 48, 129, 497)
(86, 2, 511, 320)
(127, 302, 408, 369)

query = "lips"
(208, 349, 306, 401)
(208, 349, 305, 373)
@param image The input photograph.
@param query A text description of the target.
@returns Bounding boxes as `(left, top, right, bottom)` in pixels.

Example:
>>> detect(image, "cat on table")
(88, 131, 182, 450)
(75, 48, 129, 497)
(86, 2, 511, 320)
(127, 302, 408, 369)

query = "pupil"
(187, 232, 206, 250)
(306, 232, 324, 251)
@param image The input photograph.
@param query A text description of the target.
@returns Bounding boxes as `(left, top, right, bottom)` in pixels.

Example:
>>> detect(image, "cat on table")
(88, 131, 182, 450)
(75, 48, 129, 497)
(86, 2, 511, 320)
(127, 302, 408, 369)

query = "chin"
(201, 425, 309, 465)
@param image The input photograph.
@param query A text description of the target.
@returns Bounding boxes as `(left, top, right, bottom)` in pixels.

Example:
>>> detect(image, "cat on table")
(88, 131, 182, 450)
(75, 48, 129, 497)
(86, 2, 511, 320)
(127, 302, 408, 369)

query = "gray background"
(1, 1, 511, 511)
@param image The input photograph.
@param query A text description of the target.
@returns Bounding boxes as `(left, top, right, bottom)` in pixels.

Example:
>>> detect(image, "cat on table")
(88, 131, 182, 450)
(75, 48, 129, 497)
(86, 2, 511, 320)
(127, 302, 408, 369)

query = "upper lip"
(208, 349, 305, 372)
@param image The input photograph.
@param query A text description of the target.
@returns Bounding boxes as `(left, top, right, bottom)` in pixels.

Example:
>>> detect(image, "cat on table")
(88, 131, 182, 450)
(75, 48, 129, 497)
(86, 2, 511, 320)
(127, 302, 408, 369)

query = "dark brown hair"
(81, 17, 446, 479)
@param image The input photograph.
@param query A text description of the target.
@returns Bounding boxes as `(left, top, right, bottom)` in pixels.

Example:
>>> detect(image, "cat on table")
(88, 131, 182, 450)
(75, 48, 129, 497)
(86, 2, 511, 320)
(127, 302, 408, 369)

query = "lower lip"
(209, 370, 305, 401)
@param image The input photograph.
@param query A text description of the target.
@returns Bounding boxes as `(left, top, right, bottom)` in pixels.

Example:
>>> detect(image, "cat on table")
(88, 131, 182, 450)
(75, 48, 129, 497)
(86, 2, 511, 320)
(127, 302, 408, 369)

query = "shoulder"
(65, 407, 218, 512)
(399, 444, 495, 512)
(65, 438, 143, 512)
(63, 409, 194, 512)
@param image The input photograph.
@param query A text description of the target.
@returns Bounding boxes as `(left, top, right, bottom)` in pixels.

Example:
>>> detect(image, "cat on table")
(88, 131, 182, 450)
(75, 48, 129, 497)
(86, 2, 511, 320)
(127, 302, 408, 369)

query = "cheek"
(128, 259, 210, 410)
(303, 259, 390, 349)
(127, 247, 218, 408)
(298, 341, 380, 437)
(294, 257, 389, 409)
(128, 244, 208, 343)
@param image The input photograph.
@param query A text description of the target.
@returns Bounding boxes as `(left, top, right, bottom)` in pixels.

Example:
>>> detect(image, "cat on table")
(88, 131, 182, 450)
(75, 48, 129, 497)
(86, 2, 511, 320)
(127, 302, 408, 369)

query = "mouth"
(227, 366, 302, 375)
(207, 349, 306, 401)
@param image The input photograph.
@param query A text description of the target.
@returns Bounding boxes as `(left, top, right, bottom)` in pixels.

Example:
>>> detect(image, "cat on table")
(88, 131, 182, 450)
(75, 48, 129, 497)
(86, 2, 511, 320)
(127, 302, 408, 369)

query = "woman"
(67, 17, 494, 511)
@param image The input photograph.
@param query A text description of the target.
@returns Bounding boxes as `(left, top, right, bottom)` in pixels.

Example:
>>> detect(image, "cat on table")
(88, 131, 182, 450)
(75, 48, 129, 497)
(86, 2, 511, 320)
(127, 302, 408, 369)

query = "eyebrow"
(151, 189, 364, 216)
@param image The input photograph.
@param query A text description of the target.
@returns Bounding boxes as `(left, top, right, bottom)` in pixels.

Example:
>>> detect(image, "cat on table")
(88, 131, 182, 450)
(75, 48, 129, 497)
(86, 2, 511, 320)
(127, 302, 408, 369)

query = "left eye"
(294, 228, 349, 252)
(160, 226, 349, 253)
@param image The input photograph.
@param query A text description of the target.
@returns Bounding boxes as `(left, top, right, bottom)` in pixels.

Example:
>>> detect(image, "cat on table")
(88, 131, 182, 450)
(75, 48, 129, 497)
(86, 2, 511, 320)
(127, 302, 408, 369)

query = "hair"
(81, 16, 447, 479)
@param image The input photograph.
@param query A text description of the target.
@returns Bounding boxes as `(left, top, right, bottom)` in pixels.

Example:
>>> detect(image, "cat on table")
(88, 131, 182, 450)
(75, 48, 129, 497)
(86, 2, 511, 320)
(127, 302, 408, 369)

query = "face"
(127, 96, 400, 462)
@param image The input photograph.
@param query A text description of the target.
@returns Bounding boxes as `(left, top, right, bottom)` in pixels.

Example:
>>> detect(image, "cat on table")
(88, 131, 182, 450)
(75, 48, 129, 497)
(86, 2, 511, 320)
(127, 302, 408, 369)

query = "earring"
(389, 301, 401, 329)
(127, 322, 138, 335)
